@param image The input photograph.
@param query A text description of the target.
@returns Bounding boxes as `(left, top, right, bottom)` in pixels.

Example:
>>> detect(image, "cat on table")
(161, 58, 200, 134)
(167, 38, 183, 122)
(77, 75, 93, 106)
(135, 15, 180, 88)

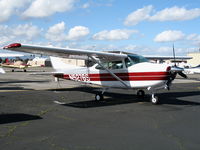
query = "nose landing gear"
(151, 94, 159, 104)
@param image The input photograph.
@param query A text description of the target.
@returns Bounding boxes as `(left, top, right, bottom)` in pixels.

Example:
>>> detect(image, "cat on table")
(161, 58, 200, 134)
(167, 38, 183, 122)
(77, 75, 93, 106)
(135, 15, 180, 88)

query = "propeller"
(170, 65, 188, 78)
(166, 44, 188, 90)
(171, 44, 187, 78)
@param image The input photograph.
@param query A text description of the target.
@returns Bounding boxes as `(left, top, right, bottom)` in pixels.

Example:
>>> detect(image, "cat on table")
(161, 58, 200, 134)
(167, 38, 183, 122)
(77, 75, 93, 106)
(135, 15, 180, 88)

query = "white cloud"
(124, 5, 153, 26)
(0, 0, 30, 22)
(186, 34, 200, 45)
(45, 22, 67, 42)
(93, 29, 138, 40)
(48, 22, 66, 34)
(23, 0, 76, 18)
(150, 6, 200, 21)
(154, 30, 185, 42)
(123, 44, 138, 51)
(45, 22, 90, 42)
(124, 6, 200, 26)
(0, 36, 12, 46)
(82, 3, 90, 9)
(13, 24, 41, 40)
(0, 24, 41, 46)
(187, 34, 200, 41)
(67, 26, 90, 40)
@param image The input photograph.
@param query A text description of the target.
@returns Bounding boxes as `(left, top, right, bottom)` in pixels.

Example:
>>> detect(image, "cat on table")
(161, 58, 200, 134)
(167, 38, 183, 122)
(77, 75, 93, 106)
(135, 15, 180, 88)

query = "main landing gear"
(94, 88, 108, 101)
(94, 89, 159, 104)
(136, 90, 145, 98)
(95, 93, 104, 101)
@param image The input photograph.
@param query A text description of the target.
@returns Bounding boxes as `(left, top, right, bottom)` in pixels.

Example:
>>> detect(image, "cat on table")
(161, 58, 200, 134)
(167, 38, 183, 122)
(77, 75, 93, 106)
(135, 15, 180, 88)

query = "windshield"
(125, 54, 148, 67)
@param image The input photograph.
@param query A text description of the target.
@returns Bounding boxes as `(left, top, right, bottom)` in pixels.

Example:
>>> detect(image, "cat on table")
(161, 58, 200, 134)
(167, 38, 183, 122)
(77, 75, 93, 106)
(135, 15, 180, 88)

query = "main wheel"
(137, 90, 145, 98)
(151, 96, 159, 104)
(95, 93, 104, 101)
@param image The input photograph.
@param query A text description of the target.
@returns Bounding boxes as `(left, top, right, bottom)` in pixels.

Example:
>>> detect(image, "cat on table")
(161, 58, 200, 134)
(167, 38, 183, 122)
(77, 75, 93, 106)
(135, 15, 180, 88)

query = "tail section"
(50, 56, 74, 71)
(50, 56, 87, 74)
(0, 68, 5, 74)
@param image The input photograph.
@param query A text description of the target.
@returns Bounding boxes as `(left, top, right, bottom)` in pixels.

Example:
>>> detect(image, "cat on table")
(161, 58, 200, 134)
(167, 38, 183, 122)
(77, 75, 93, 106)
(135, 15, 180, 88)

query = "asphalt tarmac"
(0, 67, 200, 150)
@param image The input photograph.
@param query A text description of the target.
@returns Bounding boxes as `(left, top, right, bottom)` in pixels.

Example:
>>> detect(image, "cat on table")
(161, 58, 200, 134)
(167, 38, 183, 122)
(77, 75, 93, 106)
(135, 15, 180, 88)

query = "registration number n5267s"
(69, 74, 90, 82)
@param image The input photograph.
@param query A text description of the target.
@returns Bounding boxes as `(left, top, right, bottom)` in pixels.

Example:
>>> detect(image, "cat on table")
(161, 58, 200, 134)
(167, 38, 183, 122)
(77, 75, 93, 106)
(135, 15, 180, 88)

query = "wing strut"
(90, 56, 130, 88)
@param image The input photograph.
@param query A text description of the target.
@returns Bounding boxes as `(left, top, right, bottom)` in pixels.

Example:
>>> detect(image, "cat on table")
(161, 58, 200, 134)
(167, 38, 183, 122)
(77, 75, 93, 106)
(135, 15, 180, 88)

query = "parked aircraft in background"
(0, 53, 45, 72)
(1, 59, 45, 72)
(1, 61, 31, 72)
(3, 43, 188, 104)
(0, 53, 24, 73)
(183, 65, 200, 74)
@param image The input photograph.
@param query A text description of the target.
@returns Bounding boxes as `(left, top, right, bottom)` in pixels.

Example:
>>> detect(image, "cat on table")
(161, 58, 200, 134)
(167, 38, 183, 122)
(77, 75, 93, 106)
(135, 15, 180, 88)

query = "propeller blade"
(171, 66, 183, 72)
(172, 43, 176, 66)
(178, 71, 188, 78)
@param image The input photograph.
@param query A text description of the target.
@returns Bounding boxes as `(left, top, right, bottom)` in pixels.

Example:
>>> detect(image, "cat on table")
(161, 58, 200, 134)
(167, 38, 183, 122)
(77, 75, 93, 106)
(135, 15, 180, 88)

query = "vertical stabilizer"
(50, 56, 87, 74)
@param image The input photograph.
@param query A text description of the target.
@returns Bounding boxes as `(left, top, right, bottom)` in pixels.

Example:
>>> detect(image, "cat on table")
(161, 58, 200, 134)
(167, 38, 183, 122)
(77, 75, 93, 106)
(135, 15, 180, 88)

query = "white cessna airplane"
(3, 43, 187, 104)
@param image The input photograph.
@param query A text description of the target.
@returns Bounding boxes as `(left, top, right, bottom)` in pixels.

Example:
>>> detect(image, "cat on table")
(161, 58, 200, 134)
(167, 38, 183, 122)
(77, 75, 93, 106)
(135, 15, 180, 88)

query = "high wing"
(3, 43, 127, 61)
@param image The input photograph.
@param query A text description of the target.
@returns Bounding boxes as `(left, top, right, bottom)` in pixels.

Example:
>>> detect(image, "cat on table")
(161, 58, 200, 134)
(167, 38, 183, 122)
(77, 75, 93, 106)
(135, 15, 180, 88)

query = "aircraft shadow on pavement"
(0, 86, 33, 91)
(0, 80, 49, 84)
(0, 80, 50, 91)
(64, 96, 141, 108)
(0, 113, 42, 124)
(158, 91, 200, 105)
(53, 87, 200, 108)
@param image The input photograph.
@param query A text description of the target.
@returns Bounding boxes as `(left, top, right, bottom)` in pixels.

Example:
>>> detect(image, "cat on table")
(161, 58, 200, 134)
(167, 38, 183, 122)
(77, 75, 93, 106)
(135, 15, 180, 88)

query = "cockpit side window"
(95, 62, 108, 70)
(125, 57, 133, 68)
(125, 54, 148, 68)
(95, 61, 123, 70)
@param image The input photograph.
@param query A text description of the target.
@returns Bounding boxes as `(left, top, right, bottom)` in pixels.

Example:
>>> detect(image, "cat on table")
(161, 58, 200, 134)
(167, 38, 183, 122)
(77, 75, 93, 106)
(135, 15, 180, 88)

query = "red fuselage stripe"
(54, 72, 169, 81)
(88, 72, 169, 77)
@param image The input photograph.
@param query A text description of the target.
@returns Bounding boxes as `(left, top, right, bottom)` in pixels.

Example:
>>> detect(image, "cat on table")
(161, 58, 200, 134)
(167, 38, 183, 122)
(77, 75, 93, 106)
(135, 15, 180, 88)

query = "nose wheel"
(151, 94, 159, 104)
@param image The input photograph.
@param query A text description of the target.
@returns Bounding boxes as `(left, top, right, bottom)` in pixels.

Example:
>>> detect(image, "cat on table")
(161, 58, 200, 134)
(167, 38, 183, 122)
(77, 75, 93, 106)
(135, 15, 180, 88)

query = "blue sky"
(0, 0, 200, 56)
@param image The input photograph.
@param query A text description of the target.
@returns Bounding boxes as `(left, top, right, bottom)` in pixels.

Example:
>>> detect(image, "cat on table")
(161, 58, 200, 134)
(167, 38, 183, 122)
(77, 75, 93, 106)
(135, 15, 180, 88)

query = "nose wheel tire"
(95, 93, 104, 101)
(151, 95, 159, 104)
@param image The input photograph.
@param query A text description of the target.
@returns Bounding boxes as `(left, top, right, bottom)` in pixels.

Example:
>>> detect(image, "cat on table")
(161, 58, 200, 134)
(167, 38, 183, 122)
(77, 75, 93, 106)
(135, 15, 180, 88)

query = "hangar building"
(187, 52, 200, 67)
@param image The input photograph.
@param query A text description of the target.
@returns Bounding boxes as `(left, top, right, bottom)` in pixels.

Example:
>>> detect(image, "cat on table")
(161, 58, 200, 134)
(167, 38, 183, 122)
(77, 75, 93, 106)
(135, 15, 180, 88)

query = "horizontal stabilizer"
(0, 68, 5, 74)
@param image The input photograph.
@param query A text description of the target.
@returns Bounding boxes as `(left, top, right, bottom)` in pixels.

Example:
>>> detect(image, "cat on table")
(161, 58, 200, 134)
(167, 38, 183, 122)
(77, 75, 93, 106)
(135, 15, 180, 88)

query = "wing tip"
(3, 43, 21, 49)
